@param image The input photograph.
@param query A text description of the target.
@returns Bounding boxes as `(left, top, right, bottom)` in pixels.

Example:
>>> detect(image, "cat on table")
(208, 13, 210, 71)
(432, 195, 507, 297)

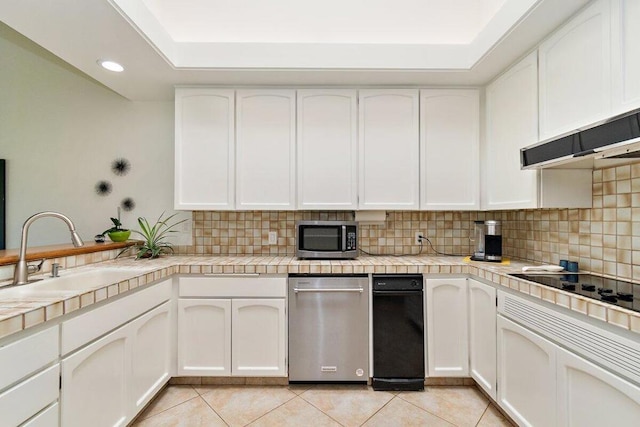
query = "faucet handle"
(27, 258, 45, 275)
(51, 263, 62, 277)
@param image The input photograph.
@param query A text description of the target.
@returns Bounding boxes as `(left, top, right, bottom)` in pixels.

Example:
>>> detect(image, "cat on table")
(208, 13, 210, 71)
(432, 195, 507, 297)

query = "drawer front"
(0, 364, 59, 427)
(0, 326, 58, 390)
(22, 402, 59, 427)
(179, 275, 286, 298)
(61, 278, 171, 355)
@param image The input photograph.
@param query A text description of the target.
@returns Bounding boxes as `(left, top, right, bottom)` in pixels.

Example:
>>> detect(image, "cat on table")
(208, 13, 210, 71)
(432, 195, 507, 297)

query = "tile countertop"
(0, 255, 639, 340)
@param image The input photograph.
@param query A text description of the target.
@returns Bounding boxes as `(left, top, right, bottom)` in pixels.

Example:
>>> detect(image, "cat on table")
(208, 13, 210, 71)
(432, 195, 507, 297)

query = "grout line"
(357, 393, 396, 426)
(198, 393, 231, 427)
(395, 390, 460, 426)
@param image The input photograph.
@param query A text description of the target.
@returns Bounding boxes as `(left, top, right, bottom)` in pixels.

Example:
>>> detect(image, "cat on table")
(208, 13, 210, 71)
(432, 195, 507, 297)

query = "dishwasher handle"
(293, 287, 364, 293)
(373, 290, 423, 296)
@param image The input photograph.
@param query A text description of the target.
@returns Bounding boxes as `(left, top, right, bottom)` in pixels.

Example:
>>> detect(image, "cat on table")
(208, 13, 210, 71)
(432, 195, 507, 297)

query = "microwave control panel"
(346, 231, 357, 250)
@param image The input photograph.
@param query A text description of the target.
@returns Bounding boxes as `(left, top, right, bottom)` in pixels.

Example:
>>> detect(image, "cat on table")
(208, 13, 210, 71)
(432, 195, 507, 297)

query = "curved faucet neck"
(14, 211, 83, 286)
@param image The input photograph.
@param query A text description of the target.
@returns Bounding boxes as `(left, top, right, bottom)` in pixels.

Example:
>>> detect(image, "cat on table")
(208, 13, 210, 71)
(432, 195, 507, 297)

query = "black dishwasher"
(372, 274, 425, 391)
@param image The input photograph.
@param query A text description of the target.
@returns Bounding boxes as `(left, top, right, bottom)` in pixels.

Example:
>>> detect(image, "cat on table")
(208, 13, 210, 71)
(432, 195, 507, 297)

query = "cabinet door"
(557, 346, 640, 426)
(61, 326, 130, 427)
(426, 278, 468, 377)
(358, 89, 419, 210)
(497, 315, 556, 427)
(468, 279, 497, 400)
(130, 301, 171, 415)
(539, 0, 611, 139)
(612, 0, 640, 113)
(177, 299, 231, 376)
(297, 89, 357, 209)
(236, 89, 296, 210)
(175, 88, 235, 210)
(232, 299, 286, 377)
(420, 89, 479, 210)
(483, 52, 538, 210)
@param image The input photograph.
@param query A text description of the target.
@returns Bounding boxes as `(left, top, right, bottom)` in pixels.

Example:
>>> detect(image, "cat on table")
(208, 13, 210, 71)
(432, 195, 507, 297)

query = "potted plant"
(102, 217, 131, 242)
(121, 212, 187, 259)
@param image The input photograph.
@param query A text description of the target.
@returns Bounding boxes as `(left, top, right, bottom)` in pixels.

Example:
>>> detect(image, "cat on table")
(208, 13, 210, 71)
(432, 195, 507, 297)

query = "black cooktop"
(510, 273, 640, 313)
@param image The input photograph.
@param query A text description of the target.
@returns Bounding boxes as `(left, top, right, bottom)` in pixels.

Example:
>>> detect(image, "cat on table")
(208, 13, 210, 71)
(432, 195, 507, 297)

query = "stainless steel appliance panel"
(288, 276, 369, 382)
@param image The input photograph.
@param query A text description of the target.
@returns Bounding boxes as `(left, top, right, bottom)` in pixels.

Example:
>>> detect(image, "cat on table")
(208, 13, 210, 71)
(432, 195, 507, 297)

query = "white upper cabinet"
(236, 89, 296, 210)
(175, 88, 235, 210)
(358, 89, 420, 210)
(420, 89, 479, 210)
(484, 52, 539, 210)
(539, 0, 612, 140)
(297, 90, 358, 210)
(611, 0, 640, 114)
(484, 52, 592, 210)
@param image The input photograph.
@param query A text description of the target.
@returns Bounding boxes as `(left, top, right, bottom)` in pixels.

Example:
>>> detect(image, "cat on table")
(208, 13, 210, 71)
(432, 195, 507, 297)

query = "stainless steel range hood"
(520, 108, 640, 169)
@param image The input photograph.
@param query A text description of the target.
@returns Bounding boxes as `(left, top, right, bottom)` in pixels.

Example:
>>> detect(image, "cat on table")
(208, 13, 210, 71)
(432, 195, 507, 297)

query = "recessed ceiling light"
(97, 59, 124, 72)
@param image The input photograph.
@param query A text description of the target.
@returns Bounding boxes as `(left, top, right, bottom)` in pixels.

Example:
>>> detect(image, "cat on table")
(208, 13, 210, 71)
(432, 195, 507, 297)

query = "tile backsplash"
(180, 162, 640, 282)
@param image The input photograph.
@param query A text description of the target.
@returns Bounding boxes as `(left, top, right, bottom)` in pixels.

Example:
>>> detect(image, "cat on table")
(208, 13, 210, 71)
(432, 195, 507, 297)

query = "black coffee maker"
(470, 220, 502, 262)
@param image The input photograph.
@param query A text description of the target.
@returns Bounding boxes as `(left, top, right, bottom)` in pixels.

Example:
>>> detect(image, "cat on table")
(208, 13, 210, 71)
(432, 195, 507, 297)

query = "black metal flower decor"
(95, 180, 112, 196)
(111, 158, 131, 176)
(121, 197, 136, 211)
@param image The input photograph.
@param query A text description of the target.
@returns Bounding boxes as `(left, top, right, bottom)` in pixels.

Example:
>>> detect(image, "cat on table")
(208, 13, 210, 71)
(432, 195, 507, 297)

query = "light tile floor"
(131, 384, 514, 427)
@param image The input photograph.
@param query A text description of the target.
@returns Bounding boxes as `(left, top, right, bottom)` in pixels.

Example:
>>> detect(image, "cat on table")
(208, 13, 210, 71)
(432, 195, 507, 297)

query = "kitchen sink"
(0, 268, 142, 297)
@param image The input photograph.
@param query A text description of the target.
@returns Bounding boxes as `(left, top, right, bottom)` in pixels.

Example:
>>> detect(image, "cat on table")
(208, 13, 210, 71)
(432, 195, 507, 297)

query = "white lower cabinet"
(61, 280, 172, 427)
(177, 299, 232, 376)
(62, 325, 129, 427)
(177, 276, 287, 377)
(497, 315, 556, 426)
(130, 302, 172, 415)
(426, 278, 469, 377)
(468, 279, 497, 400)
(232, 299, 286, 376)
(557, 346, 640, 426)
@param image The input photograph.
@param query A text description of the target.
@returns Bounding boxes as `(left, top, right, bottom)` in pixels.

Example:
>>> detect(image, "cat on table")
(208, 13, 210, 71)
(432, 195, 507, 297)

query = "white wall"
(0, 24, 191, 249)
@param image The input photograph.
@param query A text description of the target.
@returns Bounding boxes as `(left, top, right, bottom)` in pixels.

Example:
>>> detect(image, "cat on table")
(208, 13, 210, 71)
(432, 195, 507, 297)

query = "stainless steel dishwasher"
(288, 275, 369, 382)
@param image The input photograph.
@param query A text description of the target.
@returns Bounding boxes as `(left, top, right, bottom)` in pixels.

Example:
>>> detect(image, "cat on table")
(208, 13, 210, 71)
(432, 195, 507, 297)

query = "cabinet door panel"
(130, 301, 171, 414)
(297, 89, 357, 209)
(175, 88, 235, 210)
(177, 299, 231, 376)
(468, 279, 497, 400)
(236, 90, 296, 209)
(359, 89, 419, 209)
(426, 278, 468, 376)
(61, 327, 129, 427)
(420, 89, 479, 210)
(232, 299, 286, 376)
(557, 347, 640, 426)
(497, 315, 556, 427)
(612, 0, 640, 113)
(484, 52, 538, 210)
(539, 0, 611, 139)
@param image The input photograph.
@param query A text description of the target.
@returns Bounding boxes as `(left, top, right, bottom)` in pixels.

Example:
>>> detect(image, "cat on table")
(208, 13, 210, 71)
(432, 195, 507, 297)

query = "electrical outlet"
(268, 231, 277, 245)
(415, 231, 423, 245)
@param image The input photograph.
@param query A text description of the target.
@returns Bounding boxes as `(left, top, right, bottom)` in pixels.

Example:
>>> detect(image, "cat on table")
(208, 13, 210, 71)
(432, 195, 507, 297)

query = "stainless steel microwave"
(296, 221, 358, 259)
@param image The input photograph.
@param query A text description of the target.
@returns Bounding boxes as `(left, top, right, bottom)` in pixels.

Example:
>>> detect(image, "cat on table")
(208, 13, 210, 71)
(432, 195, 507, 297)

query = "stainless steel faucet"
(13, 212, 83, 285)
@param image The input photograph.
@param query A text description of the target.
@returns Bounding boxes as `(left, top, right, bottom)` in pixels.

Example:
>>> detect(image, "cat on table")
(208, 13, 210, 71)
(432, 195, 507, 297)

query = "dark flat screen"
(0, 160, 5, 250)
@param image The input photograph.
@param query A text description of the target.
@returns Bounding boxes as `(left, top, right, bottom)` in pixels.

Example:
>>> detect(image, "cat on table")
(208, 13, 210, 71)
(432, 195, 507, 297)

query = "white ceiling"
(0, 0, 591, 101)
(141, 0, 507, 44)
